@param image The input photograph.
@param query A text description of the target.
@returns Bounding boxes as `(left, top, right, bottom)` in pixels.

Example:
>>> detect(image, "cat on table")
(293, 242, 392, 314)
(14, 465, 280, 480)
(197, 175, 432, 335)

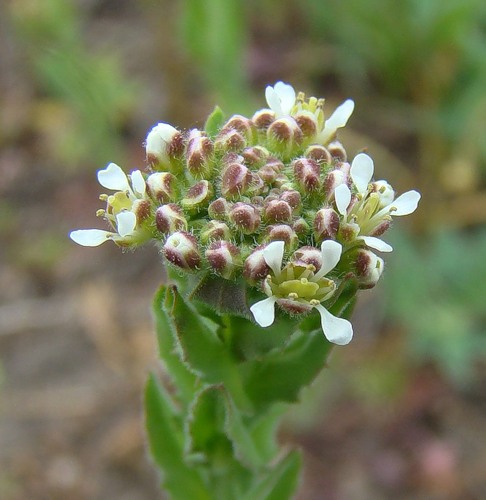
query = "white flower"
(265, 82, 296, 118)
(70, 163, 146, 247)
(334, 153, 421, 252)
(318, 99, 355, 144)
(250, 240, 353, 345)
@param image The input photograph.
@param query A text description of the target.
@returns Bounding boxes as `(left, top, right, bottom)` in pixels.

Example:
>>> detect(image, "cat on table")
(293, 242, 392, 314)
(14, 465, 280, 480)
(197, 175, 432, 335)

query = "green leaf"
(144, 374, 210, 500)
(153, 286, 197, 404)
(204, 105, 225, 137)
(166, 286, 253, 412)
(241, 329, 333, 412)
(242, 450, 302, 500)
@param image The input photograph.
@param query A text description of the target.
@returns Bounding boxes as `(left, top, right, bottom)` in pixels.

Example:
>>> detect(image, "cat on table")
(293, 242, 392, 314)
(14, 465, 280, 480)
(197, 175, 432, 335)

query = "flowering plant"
(71, 82, 419, 499)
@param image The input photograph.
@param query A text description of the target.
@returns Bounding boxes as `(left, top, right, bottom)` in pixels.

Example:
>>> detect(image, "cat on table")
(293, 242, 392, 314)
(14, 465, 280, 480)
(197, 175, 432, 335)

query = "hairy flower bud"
(257, 165, 279, 184)
(221, 162, 252, 199)
(208, 197, 231, 220)
(229, 202, 260, 234)
(200, 220, 232, 244)
(146, 172, 177, 203)
(355, 249, 384, 289)
(280, 189, 301, 212)
(264, 224, 298, 251)
(181, 180, 214, 213)
(252, 109, 275, 131)
(324, 168, 347, 196)
(292, 246, 323, 271)
(243, 245, 270, 283)
(264, 199, 292, 223)
(205, 240, 242, 279)
(292, 217, 309, 238)
(155, 204, 187, 234)
(145, 123, 184, 172)
(242, 146, 269, 167)
(186, 129, 214, 178)
(327, 141, 347, 162)
(221, 115, 256, 143)
(314, 208, 339, 242)
(267, 117, 303, 159)
(215, 128, 246, 153)
(163, 231, 200, 271)
(305, 145, 332, 165)
(132, 199, 151, 223)
(339, 221, 360, 243)
(294, 110, 318, 140)
(293, 158, 321, 192)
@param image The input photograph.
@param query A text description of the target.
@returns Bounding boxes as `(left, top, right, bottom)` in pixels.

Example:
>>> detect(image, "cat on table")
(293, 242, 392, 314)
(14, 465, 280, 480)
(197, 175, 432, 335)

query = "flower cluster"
(71, 82, 420, 344)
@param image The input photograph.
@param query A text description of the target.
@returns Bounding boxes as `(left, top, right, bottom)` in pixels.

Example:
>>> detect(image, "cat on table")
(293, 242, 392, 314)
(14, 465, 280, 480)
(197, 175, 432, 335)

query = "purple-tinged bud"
(264, 224, 298, 251)
(221, 162, 252, 199)
(221, 115, 256, 143)
(293, 158, 321, 192)
(292, 217, 309, 238)
(294, 111, 318, 140)
(242, 146, 269, 167)
(327, 141, 347, 162)
(229, 202, 261, 234)
(280, 189, 301, 212)
(252, 109, 276, 131)
(146, 172, 177, 203)
(243, 245, 270, 283)
(132, 199, 152, 223)
(258, 165, 279, 184)
(267, 117, 303, 159)
(247, 172, 265, 196)
(200, 220, 232, 244)
(266, 158, 285, 172)
(275, 299, 312, 316)
(205, 240, 242, 279)
(305, 145, 332, 165)
(208, 197, 231, 220)
(215, 128, 246, 153)
(250, 196, 265, 208)
(292, 246, 322, 271)
(369, 218, 392, 237)
(155, 204, 188, 234)
(338, 222, 360, 243)
(355, 249, 384, 289)
(324, 168, 347, 197)
(145, 123, 184, 171)
(163, 231, 201, 271)
(273, 173, 293, 190)
(186, 129, 214, 178)
(314, 208, 339, 242)
(181, 180, 214, 213)
(264, 199, 292, 223)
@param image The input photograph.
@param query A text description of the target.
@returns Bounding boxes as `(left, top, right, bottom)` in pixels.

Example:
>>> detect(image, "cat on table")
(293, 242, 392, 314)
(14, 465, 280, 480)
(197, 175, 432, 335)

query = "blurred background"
(1, 0, 485, 498)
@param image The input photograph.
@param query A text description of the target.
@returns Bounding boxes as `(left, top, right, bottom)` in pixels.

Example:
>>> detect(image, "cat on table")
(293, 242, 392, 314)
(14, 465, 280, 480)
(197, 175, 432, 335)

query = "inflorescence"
(71, 82, 420, 345)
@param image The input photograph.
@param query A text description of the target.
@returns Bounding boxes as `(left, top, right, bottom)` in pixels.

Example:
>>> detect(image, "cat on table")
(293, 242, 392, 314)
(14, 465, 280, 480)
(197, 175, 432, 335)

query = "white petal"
(263, 240, 285, 276)
(321, 99, 355, 143)
(389, 190, 421, 216)
(116, 211, 137, 237)
(250, 297, 277, 327)
(315, 304, 353, 345)
(130, 170, 146, 197)
(360, 236, 393, 252)
(145, 123, 178, 158)
(69, 229, 112, 247)
(274, 81, 296, 115)
(97, 163, 130, 191)
(314, 240, 342, 279)
(265, 85, 284, 117)
(350, 153, 374, 194)
(335, 183, 352, 216)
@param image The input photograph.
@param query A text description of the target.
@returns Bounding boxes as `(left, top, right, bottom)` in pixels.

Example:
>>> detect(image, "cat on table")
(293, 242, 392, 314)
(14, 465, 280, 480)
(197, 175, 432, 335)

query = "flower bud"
(313, 208, 339, 242)
(146, 172, 177, 203)
(155, 204, 188, 234)
(186, 129, 214, 178)
(132, 199, 151, 223)
(252, 109, 275, 131)
(243, 245, 270, 283)
(221, 162, 252, 199)
(215, 128, 246, 153)
(338, 221, 360, 243)
(372, 180, 395, 207)
(221, 115, 256, 143)
(264, 199, 292, 223)
(181, 180, 214, 213)
(369, 218, 392, 237)
(324, 168, 347, 196)
(208, 197, 231, 220)
(242, 146, 269, 167)
(327, 141, 347, 162)
(305, 145, 332, 165)
(294, 110, 318, 140)
(145, 123, 184, 172)
(292, 217, 309, 238)
(267, 117, 303, 159)
(293, 158, 321, 192)
(264, 224, 298, 251)
(292, 246, 322, 271)
(257, 165, 279, 184)
(200, 220, 232, 244)
(355, 249, 384, 289)
(229, 202, 261, 234)
(163, 231, 201, 271)
(247, 172, 266, 197)
(280, 189, 301, 212)
(205, 240, 242, 279)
